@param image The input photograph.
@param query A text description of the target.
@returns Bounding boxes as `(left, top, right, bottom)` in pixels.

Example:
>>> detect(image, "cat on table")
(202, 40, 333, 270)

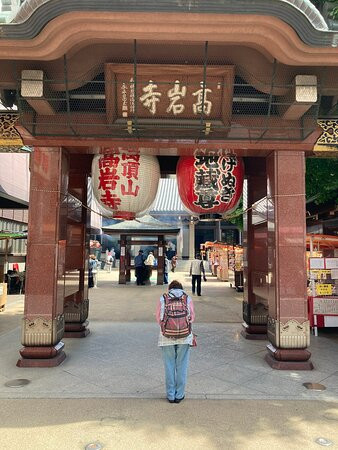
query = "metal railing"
(14, 41, 326, 141)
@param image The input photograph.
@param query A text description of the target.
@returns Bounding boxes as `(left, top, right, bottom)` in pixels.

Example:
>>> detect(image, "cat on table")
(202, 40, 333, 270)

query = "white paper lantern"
(92, 153, 160, 220)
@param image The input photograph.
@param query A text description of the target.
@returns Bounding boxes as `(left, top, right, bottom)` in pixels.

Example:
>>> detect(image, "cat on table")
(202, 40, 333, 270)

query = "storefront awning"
(0, 231, 27, 240)
(150, 179, 190, 216)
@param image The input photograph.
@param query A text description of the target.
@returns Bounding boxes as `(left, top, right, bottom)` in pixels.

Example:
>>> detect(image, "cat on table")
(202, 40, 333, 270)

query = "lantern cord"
(29, 189, 306, 222)
(223, 193, 306, 221)
(31, 188, 118, 219)
(82, 191, 306, 221)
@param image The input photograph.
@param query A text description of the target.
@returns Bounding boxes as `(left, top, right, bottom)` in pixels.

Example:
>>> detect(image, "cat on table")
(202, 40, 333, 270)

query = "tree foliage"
(306, 158, 338, 204)
(226, 198, 243, 230)
(310, 0, 338, 19)
(225, 158, 338, 231)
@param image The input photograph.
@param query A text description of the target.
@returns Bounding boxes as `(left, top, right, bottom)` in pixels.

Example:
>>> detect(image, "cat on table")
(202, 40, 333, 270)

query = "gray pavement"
(0, 268, 337, 449)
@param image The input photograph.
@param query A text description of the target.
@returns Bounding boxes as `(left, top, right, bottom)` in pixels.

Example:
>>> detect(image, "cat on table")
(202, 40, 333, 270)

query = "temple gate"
(0, 1, 336, 369)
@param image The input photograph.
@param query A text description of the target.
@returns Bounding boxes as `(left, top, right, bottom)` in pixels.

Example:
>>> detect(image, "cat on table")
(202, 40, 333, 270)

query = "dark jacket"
(134, 254, 145, 268)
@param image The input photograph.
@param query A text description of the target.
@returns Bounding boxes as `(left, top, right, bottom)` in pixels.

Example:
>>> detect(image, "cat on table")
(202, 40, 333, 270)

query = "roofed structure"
(102, 214, 180, 235)
(150, 178, 190, 217)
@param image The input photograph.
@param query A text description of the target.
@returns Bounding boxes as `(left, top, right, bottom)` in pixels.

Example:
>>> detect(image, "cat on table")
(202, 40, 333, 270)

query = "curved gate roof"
(1, 0, 336, 47)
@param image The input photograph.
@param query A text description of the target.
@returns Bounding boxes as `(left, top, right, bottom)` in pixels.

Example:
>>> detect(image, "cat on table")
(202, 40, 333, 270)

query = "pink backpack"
(161, 293, 191, 339)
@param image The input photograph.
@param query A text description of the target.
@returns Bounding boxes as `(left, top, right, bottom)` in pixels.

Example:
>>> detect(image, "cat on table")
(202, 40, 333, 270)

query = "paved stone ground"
(0, 267, 337, 449)
(1, 398, 338, 450)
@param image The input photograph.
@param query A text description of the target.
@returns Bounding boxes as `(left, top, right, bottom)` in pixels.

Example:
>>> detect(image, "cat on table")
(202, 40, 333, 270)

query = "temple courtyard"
(0, 267, 337, 449)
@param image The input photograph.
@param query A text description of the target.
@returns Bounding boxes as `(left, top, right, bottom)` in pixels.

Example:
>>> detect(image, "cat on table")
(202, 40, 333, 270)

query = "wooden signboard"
(105, 64, 234, 129)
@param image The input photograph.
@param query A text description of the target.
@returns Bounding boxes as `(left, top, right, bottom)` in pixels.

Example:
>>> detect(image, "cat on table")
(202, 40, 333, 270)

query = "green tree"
(226, 198, 243, 230)
(306, 158, 338, 204)
(310, 0, 338, 19)
(226, 158, 338, 230)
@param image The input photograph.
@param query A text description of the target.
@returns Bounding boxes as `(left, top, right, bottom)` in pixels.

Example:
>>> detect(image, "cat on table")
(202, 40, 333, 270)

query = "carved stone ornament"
(317, 120, 338, 145)
(242, 301, 250, 324)
(21, 314, 65, 346)
(267, 316, 277, 346)
(243, 301, 268, 325)
(64, 298, 89, 323)
(251, 302, 268, 325)
(267, 317, 310, 349)
(314, 120, 338, 157)
(0, 113, 24, 152)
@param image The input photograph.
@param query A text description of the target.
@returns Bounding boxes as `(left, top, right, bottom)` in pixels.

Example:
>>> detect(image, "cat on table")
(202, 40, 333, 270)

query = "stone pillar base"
(265, 344, 313, 370)
(241, 322, 267, 340)
(64, 321, 90, 338)
(17, 342, 66, 367)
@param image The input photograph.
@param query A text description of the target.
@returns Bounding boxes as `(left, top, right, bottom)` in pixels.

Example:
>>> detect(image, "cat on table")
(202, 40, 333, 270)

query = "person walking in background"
(145, 250, 155, 280)
(111, 248, 116, 268)
(164, 255, 170, 284)
(156, 280, 195, 403)
(167, 241, 176, 260)
(89, 254, 99, 288)
(134, 250, 145, 285)
(105, 252, 113, 272)
(189, 253, 206, 296)
(88, 256, 94, 288)
(171, 254, 177, 272)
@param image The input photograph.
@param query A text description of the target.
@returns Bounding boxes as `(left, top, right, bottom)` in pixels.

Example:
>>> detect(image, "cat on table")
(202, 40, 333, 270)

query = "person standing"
(164, 255, 169, 284)
(171, 254, 177, 273)
(105, 253, 113, 272)
(134, 250, 145, 285)
(156, 280, 195, 403)
(89, 255, 99, 288)
(145, 251, 155, 281)
(189, 253, 206, 296)
(111, 248, 116, 268)
(167, 241, 176, 260)
(88, 257, 94, 288)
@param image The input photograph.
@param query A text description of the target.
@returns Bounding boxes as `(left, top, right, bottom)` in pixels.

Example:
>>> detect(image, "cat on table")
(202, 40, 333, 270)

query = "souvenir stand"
(203, 241, 229, 280)
(216, 244, 229, 281)
(0, 231, 27, 309)
(203, 241, 217, 275)
(228, 245, 235, 286)
(228, 245, 244, 292)
(200, 242, 207, 261)
(307, 235, 338, 336)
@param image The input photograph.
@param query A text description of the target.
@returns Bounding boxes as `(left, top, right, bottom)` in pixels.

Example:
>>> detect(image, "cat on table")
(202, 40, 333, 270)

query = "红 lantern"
(177, 155, 244, 216)
(92, 153, 160, 220)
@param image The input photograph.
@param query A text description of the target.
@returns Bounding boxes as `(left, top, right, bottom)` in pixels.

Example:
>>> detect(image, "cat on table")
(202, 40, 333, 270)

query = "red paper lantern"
(92, 153, 160, 220)
(177, 155, 244, 215)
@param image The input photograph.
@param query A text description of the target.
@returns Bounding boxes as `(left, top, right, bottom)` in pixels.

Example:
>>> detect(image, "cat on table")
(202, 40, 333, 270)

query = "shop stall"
(202, 241, 229, 281)
(228, 245, 244, 292)
(307, 234, 338, 335)
(0, 231, 27, 305)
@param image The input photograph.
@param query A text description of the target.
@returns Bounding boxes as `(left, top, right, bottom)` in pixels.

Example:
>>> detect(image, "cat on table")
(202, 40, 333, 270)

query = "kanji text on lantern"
(193, 155, 238, 209)
(97, 154, 141, 211)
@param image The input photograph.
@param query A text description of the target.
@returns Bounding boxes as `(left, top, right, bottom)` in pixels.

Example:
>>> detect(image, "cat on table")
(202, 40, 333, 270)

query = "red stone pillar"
(63, 165, 90, 338)
(119, 235, 127, 284)
(17, 147, 68, 367)
(242, 161, 268, 340)
(126, 246, 131, 282)
(265, 151, 313, 370)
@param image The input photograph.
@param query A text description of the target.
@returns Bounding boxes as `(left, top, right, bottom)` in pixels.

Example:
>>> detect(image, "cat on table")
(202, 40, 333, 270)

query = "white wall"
(0, 0, 21, 23)
(0, 153, 30, 203)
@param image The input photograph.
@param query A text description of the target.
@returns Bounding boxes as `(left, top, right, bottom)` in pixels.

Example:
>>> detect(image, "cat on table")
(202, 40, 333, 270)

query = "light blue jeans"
(161, 344, 190, 401)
